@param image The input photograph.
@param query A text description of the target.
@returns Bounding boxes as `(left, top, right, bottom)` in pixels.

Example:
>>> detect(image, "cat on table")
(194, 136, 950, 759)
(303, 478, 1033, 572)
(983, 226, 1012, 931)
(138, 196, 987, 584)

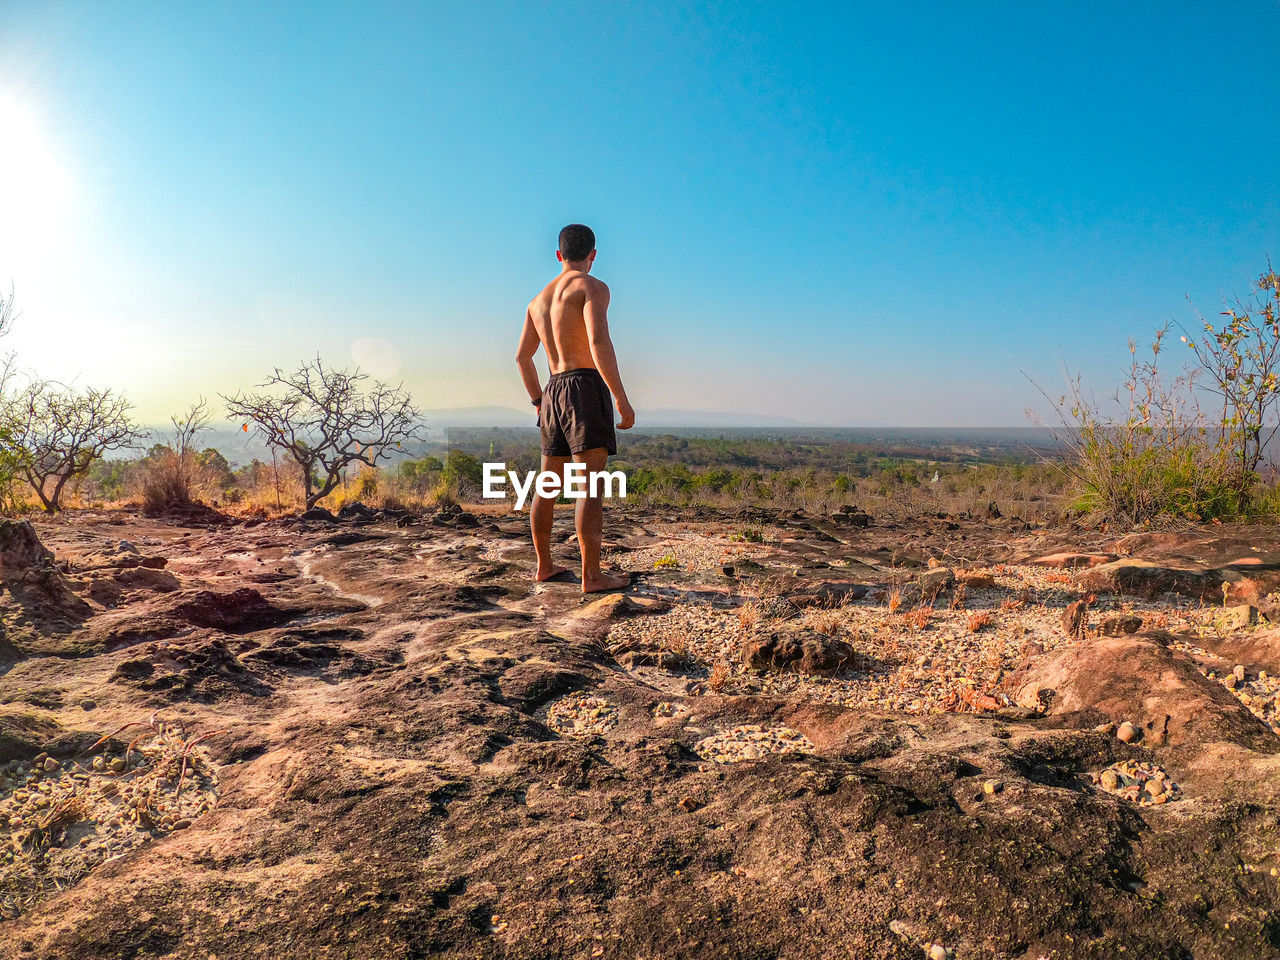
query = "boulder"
(1061, 599, 1089, 639)
(830, 506, 872, 528)
(919, 567, 955, 599)
(0, 519, 57, 571)
(1215, 604, 1258, 632)
(1079, 559, 1225, 601)
(300, 506, 340, 523)
(1193, 627, 1280, 677)
(578, 594, 668, 620)
(744, 624, 857, 676)
(1007, 633, 1277, 751)
(0, 519, 91, 626)
(337, 501, 377, 521)
(1028, 553, 1116, 569)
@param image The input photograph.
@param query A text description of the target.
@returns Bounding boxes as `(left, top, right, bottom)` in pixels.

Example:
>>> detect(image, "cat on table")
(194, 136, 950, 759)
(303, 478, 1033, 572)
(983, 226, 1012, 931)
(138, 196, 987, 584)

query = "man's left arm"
(515, 309, 543, 408)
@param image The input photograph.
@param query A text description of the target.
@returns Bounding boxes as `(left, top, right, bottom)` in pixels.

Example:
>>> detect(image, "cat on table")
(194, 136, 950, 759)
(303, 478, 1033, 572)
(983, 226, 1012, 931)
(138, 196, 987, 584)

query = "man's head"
(557, 223, 596, 268)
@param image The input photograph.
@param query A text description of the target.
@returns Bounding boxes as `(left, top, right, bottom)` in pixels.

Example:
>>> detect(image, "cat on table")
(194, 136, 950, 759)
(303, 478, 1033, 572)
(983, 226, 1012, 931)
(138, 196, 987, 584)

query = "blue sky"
(0, 2, 1276, 425)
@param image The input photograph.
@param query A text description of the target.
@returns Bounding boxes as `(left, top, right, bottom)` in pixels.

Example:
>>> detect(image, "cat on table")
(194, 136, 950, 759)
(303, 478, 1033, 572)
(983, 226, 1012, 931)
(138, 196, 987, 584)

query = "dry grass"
(661, 632, 690, 658)
(905, 606, 933, 630)
(803, 608, 845, 635)
(708, 659, 731, 692)
(967, 611, 994, 633)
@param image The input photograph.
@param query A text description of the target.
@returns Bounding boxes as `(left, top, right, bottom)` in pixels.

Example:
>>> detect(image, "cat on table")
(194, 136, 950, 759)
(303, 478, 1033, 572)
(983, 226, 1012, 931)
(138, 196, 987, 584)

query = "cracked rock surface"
(2, 508, 1280, 958)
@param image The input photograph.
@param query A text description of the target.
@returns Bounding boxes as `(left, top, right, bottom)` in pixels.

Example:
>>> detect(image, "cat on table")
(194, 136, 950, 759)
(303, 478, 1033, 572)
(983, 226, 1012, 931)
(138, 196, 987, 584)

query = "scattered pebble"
(545, 693, 619, 737)
(652, 701, 689, 721)
(693, 724, 813, 764)
(0, 729, 220, 920)
(1092, 760, 1181, 806)
(614, 524, 785, 573)
(608, 564, 1210, 717)
(1203, 665, 1280, 733)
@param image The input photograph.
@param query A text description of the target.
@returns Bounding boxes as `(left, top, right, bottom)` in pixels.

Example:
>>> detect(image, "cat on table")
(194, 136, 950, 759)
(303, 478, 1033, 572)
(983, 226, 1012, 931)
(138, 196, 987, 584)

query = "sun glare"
(0, 93, 73, 262)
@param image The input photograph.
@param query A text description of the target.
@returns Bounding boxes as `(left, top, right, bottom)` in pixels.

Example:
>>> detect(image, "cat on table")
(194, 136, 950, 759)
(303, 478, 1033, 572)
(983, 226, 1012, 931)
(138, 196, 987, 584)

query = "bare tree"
(0, 285, 24, 510)
(0, 283, 17, 339)
(168, 397, 214, 460)
(1179, 264, 1280, 485)
(223, 357, 421, 509)
(7, 380, 142, 512)
(142, 398, 214, 512)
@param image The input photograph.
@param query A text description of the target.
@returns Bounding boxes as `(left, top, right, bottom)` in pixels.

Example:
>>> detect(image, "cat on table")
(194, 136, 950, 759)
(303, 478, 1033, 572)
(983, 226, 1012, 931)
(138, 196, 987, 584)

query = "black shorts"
(540, 368, 617, 457)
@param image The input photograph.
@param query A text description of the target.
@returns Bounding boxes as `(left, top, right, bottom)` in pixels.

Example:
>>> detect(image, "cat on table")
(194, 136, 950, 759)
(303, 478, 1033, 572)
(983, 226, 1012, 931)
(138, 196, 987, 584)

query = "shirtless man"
(516, 223, 635, 592)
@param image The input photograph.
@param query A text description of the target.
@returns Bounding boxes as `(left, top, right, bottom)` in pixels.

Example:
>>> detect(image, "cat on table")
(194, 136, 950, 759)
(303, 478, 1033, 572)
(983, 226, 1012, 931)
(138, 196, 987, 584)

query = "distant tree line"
(1, 262, 1277, 523)
(0, 286, 422, 513)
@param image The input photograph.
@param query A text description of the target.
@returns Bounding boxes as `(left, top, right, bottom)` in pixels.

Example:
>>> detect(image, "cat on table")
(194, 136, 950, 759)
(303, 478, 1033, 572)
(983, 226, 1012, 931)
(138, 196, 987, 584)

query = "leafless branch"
(3, 379, 142, 512)
(222, 356, 421, 508)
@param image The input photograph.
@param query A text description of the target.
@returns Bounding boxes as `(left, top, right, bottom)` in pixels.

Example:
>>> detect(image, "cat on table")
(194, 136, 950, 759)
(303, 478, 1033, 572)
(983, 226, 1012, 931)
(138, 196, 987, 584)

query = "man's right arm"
(583, 280, 635, 429)
(515, 308, 543, 408)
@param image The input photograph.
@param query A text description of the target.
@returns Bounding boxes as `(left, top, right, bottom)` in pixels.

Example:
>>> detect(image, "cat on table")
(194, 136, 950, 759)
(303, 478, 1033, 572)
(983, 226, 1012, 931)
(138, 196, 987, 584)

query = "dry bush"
(1034, 318, 1270, 524)
(235, 457, 306, 515)
(140, 401, 219, 514)
(661, 632, 690, 658)
(141, 451, 192, 514)
(967, 611, 994, 633)
(906, 606, 933, 630)
(949, 583, 968, 611)
(887, 589, 903, 614)
(708, 659, 731, 692)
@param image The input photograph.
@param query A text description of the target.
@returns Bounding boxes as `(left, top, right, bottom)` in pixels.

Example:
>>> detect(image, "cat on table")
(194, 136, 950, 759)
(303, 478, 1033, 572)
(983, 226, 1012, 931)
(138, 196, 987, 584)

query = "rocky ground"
(2, 502, 1280, 958)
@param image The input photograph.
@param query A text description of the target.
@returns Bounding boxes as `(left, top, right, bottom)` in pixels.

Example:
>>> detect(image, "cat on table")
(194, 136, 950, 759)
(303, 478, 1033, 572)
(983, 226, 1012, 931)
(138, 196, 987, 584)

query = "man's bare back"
(528, 270, 604, 374)
(515, 223, 634, 593)
(519, 269, 634, 428)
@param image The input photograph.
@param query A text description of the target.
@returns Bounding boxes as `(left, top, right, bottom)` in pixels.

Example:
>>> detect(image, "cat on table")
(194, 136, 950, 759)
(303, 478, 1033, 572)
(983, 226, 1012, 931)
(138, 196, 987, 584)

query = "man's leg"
(531, 454, 570, 581)
(573, 447, 628, 593)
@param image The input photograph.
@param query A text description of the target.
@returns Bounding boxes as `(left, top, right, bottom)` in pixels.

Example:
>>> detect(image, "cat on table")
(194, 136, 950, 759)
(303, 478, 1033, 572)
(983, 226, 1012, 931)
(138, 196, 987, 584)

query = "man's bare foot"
(535, 564, 572, 582)
(582, 570, 629, 593)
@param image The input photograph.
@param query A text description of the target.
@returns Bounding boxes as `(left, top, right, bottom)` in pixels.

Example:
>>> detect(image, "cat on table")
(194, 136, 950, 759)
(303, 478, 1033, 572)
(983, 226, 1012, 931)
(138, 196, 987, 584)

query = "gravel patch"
(607, 564, 1211, 715)
(1091, 760, 1182, 806)
(694, 724, 814, 764)
(544, 693, 619, 737)
(614, 525, 783, 573)
(0, 733, 219, 919)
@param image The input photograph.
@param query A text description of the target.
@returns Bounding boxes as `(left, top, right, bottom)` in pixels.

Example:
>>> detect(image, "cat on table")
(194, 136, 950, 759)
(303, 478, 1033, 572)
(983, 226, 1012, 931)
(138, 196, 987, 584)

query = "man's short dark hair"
(558, 224, 595, 262)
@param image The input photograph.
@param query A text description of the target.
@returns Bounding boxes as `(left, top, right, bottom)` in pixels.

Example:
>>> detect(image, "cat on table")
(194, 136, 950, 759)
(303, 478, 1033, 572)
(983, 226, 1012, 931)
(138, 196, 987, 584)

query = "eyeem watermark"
(483, 462, 627, 510)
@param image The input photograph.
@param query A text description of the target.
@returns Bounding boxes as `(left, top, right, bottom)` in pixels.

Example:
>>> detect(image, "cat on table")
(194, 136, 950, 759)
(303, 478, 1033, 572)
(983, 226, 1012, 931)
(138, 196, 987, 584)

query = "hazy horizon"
(1, 3, 1276, 427)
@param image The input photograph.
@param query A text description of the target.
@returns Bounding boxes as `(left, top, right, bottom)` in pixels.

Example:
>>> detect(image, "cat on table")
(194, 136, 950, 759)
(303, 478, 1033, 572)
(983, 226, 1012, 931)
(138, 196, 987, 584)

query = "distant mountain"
(420, 406, 534, 428)
(420, 406, 878, 429)
(637, 408, 800, 427)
